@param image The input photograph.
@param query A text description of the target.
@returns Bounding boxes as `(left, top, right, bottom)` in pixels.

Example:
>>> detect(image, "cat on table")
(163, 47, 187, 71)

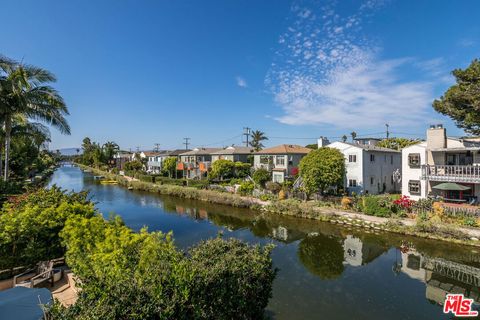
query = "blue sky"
(1, 0, 480, 150)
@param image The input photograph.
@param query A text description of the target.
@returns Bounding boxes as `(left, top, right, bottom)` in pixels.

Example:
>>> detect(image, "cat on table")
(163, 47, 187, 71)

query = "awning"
(432, 182, 471, 191)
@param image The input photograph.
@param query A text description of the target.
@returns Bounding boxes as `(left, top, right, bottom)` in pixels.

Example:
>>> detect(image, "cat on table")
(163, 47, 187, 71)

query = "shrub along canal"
(48, 165, 480, 319)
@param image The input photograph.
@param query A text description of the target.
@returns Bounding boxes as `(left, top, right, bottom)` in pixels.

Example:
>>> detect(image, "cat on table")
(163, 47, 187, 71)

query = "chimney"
(317, 136, 330, 148)
(427, 124, 446, 149)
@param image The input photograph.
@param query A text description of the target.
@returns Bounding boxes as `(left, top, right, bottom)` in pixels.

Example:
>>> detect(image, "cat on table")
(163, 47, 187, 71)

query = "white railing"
(421, 165, 480, 183)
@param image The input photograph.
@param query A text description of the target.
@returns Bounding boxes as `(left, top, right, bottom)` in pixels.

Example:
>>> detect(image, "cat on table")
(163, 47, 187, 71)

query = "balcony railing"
(147, 161, 162, 167)
(421, 165, 480, 183)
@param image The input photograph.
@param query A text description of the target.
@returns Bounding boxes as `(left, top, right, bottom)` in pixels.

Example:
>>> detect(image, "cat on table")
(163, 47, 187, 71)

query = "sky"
(1, 0, 480, 150)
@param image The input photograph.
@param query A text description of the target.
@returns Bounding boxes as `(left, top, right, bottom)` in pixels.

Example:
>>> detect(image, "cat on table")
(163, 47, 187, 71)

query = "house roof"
(179, 147, 222, 156)
(331, 141, 400, 153)
(142, 151, 165, 157)
(166, 149, 190, 156)
(255, 144, 312, 155)
(210, 146, 254, 155)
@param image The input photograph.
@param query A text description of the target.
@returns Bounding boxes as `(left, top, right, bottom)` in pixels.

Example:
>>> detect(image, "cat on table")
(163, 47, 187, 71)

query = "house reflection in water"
(401, 248, 480, 306)
(342, 235, 387, 267)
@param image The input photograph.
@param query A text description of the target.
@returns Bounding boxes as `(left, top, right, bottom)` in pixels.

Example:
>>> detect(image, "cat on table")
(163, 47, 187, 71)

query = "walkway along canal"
(48, 165, 480, 320)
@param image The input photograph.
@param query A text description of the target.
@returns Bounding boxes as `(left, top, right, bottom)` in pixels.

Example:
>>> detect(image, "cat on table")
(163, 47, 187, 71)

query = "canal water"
(48, 166, 480, 320)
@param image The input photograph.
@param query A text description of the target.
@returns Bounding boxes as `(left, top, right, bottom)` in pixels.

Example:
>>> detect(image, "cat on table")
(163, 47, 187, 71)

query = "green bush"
(234, 162, 251, 178)
(187, 180, 209, 189)
(50, 215, 276, 320)
(137, 174, 155, 183)
(155, 176, 185, 186)
(0, 187, 95, 270)
(237, 181, 254, 195)
(265, 181, 282, 193)
(252, 168, 271, 187)
(359, 195, 396, 217)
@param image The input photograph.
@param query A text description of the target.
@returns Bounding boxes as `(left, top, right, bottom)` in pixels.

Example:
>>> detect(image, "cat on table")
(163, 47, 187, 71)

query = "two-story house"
(253, 144, 312, 183)
(211, 146, 254, 163)
(327, 139, 401, 194)
(178, 147, 222, 179)
(402, 125, 480, 202)
(113, 151, 134, 170)
(146, 149, 191, 174)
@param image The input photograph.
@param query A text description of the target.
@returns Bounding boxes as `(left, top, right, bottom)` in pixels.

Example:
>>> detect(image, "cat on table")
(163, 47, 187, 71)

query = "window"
(260, 155, 271, 164)
(276, 155, 286, 166)
(408, 180, 421, 195)
(348, 154, 357, 163)
(273, 172, 284, 183)
(370, 177, 374, 185)
(288, 156, 293, 166)
(408, 153, 420, 167)
(370, 154, 375, 162)
(348, 179, 357, 187)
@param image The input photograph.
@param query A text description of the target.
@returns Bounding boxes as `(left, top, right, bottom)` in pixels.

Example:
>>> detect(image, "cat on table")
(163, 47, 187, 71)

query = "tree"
(376, 137, 420, 150)
(209, 159, 235, 180)
(350, 131, 357, 141)
(341, 135, 348, 142)
(0, 55, 70, 181)
(252, 168, 271, 187)
(234, 162, 251, 178)
(433, 59, 480, 134)
(161, 157, 177, 178)
(298, 147, 345, 195)
(305, 143, 318, 150)
(298, 234, 344, 280)
(102, 141, 119, 163)
(250, 130, 268, 151)
(124, 160, 143, 172)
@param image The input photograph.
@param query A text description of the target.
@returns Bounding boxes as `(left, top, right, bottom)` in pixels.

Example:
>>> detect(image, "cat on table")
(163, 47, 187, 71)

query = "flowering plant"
(393, 195, 415, 210)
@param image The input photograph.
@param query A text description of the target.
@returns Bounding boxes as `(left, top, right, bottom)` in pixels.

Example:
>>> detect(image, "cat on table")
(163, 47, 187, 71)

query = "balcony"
(421, 165, 480, 183)
(147, 161, 162, 168)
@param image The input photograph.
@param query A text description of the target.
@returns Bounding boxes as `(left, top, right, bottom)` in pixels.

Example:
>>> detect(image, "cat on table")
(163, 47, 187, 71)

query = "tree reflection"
(298, 234, 344, 280)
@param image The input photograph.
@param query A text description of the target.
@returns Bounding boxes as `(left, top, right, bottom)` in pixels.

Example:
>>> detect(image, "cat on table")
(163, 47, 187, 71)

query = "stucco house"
(402, 125, 480, 202)
(146, 149, 190, 174)
(113, 151, 134, 170)
(327, 139, 401, 195)
(253, 144, 312, 183)
(177, 147, 222, 179)
(211, 146, 254, 163)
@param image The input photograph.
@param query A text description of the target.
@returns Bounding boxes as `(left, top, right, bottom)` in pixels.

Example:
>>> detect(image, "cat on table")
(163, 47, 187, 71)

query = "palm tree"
(350, 131, 357, 142)
(250, 130, 268, 151)
(341, 135, 347, 142)
(0, 56, 70, 181)
(102, 141, 120, 162)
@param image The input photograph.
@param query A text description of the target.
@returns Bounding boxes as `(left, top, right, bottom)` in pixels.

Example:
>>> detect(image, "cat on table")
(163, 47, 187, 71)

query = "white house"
(326, 139, 401, 194)
(402, 125, 480, 202)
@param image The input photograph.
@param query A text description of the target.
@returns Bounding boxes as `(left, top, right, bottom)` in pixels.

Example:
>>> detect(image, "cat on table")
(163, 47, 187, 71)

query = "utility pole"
(385, 123, 390, 139)
(183, 138, 190, 150)
(136, 146, 140, 152)
(154, 143, 160, 152)
(243, 127, 251, 147)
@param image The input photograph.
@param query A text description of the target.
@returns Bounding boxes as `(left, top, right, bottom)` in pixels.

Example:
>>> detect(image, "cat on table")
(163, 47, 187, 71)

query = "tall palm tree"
(102, 141, 120, 162)
(350, 131, 357, 142)
(0, 56, 70, 181)
(341, 135, 347, 142)
(250, 130, 268, 151)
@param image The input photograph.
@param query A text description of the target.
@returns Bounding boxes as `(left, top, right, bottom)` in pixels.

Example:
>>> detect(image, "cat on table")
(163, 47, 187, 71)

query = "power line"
(183, 138, 190, 150)
(242, 127, 251, 147)
(154, 143, 160, 152)
(199, 134, 243, 147)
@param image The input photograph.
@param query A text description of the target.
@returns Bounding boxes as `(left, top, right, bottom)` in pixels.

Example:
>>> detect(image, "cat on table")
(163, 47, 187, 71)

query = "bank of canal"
(48, 165, 480, 320)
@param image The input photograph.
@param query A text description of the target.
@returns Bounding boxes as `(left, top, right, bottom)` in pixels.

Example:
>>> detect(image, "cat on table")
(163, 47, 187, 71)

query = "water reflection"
(48, 165, 479, 319)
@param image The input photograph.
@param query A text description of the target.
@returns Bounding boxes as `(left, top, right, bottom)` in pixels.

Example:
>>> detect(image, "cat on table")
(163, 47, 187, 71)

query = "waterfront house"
(113, 151, 134, 170)
(146, 151, 168, 173)
(211, 146, 254, 163)
(147, 149, 190, 174)
(327, 139, 401, 194)
(177, 147, 222, 179)
(253, 144, 312, 183)
(402, 125, 480, 202)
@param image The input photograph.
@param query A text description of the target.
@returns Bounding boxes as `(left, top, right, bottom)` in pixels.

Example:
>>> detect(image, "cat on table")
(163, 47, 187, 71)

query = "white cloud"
(459, 38, 475, 47)
(236, 76, 248, 88)
(266, 0, 442, 130)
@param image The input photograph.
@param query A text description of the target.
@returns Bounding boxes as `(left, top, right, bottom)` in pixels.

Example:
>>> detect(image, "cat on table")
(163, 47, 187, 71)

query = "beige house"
(177, 147, 222, 179)
(253, 144, 312, 183)
(211, 146, 254, 163)
(402, 125, 480, 202)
